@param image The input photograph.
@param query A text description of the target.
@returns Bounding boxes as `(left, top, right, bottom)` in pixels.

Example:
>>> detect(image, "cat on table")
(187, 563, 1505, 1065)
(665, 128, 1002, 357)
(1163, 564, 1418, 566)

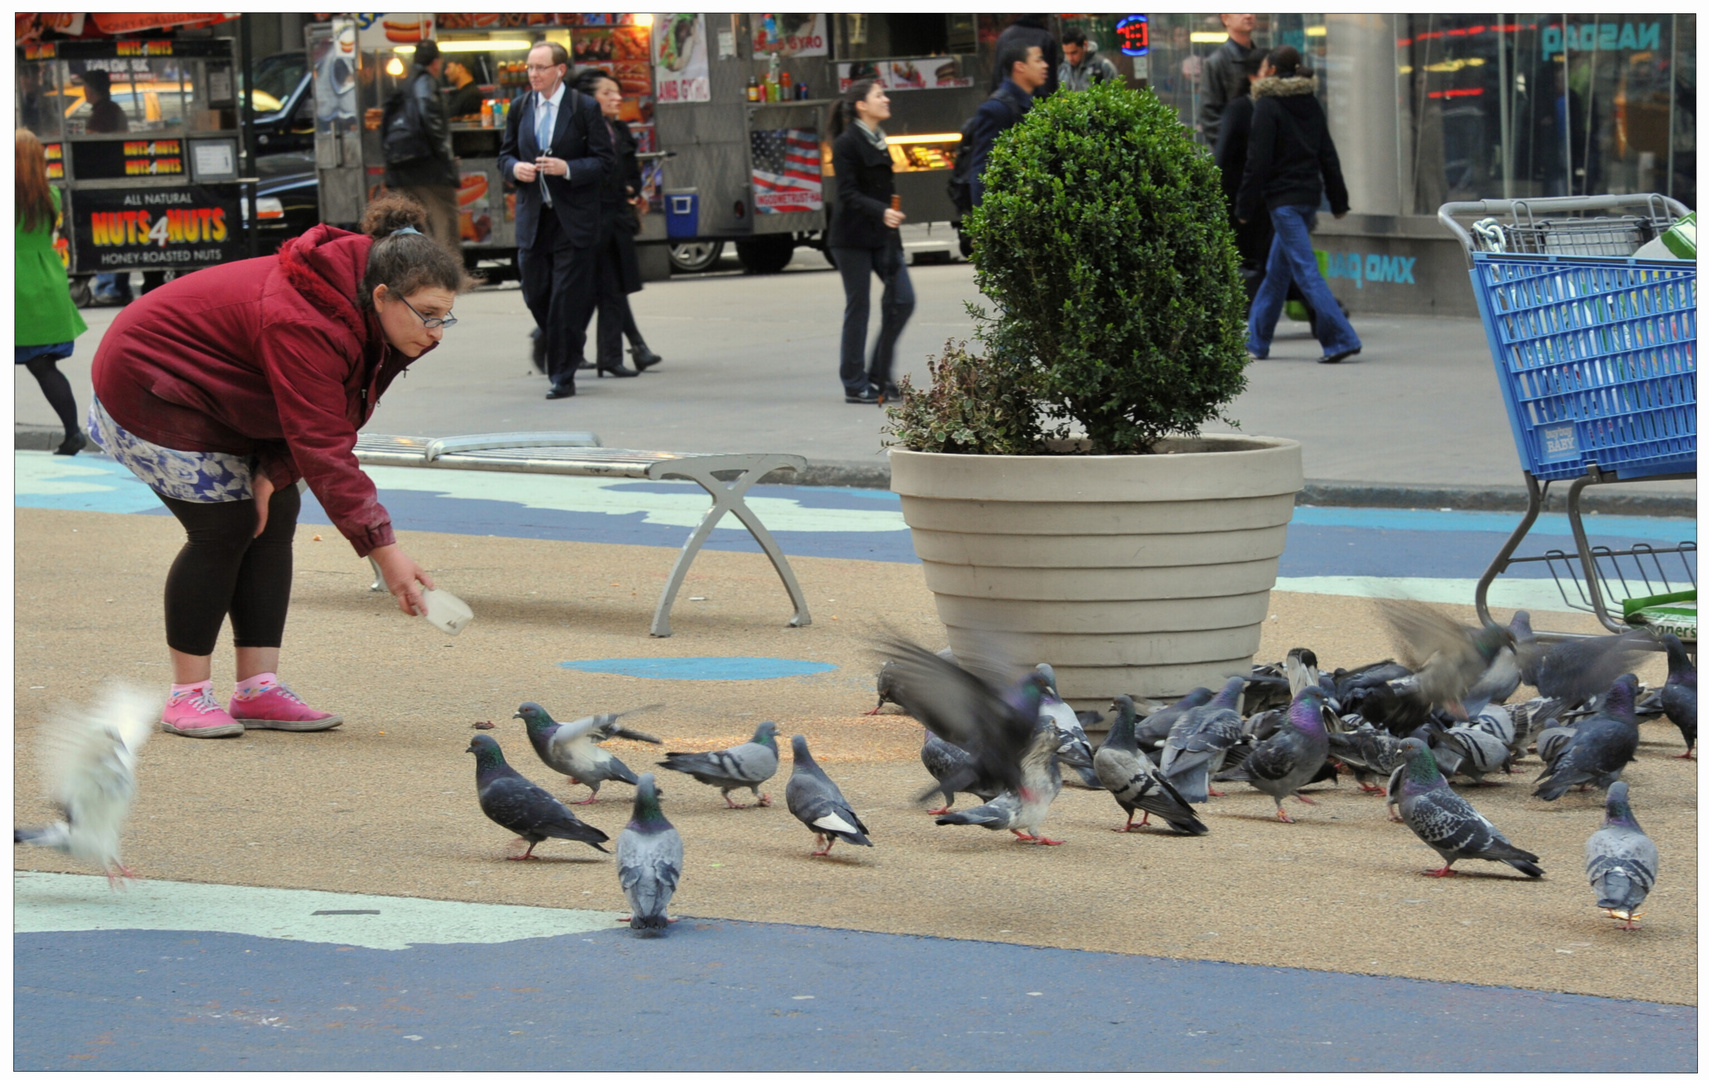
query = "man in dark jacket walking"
(383, 40, 460, 255)
(989, 15, 1059, 100)
(1197, 13, 1259, 146)
(1235, 46, 1361, 364)
(967, 39, 1049, 209)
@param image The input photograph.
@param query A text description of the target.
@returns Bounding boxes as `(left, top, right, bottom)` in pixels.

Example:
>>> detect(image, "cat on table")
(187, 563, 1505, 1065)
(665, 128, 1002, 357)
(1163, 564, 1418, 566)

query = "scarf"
(854, 117, 888, 153)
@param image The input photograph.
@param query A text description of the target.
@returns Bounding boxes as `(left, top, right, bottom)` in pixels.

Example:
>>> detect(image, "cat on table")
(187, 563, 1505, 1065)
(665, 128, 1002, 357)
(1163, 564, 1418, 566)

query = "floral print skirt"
(87, 396, 256, 503)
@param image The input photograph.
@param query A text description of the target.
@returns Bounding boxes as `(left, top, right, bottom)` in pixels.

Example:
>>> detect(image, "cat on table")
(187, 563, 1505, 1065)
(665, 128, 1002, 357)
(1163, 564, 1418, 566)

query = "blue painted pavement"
(15, 920, 1696, 1071)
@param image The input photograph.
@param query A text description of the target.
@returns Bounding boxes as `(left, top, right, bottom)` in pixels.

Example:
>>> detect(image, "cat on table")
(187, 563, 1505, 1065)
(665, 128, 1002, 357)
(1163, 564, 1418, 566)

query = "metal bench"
(352, 433, 812, 637)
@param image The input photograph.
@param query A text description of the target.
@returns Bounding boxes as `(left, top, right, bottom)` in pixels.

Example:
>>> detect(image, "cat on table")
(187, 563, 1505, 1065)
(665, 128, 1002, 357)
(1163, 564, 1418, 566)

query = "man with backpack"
(950, 39, 1049, 256)
(382, 39, 459, 254)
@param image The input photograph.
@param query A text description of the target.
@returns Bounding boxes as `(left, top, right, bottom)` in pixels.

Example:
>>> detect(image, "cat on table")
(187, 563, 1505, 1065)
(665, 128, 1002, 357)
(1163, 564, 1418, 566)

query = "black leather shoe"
(545, 383, 576, 399)
(632, 346, 663, 371)
(54, 430, 87, 456)
(597, 363, 639, 378)
(879, 383, 902, 403)
(577, 360, 596, 370)
(845, 386, 882, 405)
(1318, 346, 1362, 364)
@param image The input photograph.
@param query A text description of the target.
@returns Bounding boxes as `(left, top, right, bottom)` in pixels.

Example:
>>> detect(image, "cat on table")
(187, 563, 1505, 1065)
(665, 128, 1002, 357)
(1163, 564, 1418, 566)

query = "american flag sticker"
(751, 128, 822, 213)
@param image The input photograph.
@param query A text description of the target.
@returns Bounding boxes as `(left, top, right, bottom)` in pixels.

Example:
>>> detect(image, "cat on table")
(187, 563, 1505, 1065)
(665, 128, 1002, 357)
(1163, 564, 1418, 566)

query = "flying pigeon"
(466, 734, 610, 859)
(935, 718, 1065, 844)
(1394, 738, 1543, 878)
(1378, 600, 1513, 716)
(1159, 677, 1246, 802)
(1648, 633, 1697, 759)
(514, 701, 663, 804)
(1521, 629, 1657, 704)
(1132, 687, 1215, 760)
(1096, 696, 1207, 835)
(14, 684, 159, 886)
(616, 773, 682, 933)
(1036, 664, 1100, 789)
(919, 730, 1000, 815)
(785, 735, 871, 855)
(1533, 675, 1642, 802)
(1212, 685, 1333, 822)
(656, 721, 779, 808)
(874, 637, 1048, 804)
(1584, 781, 1658, 929)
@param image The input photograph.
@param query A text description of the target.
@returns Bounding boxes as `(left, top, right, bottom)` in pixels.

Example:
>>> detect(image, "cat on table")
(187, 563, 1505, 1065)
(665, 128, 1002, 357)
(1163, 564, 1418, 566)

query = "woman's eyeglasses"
(399, 295, 457, 331)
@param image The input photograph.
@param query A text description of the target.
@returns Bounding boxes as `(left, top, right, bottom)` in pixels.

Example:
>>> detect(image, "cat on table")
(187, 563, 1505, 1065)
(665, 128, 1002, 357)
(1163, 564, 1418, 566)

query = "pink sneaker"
(160, 688, 245, 738)
(228, 684, 343, 732)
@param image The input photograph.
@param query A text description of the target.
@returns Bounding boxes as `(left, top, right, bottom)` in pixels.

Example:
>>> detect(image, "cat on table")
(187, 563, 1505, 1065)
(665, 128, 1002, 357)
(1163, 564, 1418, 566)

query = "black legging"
(157, 482, 300, 655)
(23, 356, 79, 438)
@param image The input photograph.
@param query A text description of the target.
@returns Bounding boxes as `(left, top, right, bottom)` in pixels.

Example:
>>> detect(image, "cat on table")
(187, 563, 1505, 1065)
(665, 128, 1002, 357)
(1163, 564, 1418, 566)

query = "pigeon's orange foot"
(1275, 809, 1295, 823)
(928, 807, 953, 816)
(1030, 836, 1065, 846)
(1295, 794, 1319, 805)
(1422, 866, 1458, 877)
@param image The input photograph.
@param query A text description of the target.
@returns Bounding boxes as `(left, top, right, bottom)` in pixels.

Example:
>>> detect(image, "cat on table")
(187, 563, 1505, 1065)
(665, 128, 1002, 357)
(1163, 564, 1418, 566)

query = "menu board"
(836, 57, 974, 93)
(652, 13, 709, 103)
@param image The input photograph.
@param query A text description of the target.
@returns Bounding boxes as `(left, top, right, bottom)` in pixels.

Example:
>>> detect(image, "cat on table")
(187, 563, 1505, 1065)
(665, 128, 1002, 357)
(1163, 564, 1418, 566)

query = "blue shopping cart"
(1438, 194, 1696, 643)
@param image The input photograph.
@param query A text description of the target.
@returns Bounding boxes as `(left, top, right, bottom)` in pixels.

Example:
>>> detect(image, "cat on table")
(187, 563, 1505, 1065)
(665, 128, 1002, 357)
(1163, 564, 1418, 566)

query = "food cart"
(16, 28, 250, 284)
(309, 13, 1003, 276)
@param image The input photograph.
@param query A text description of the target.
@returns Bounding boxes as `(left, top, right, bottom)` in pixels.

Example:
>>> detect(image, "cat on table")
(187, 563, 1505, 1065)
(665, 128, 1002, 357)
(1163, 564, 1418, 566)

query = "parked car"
(251, 51, 315, 155)
(250, 149, 320, 252)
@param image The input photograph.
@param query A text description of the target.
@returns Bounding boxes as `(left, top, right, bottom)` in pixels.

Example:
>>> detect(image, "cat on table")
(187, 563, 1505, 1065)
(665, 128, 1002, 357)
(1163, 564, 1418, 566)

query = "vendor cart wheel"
(735, 235, 795, 275)
(668, 240, 725, 274)
(67, 276, 95, 309)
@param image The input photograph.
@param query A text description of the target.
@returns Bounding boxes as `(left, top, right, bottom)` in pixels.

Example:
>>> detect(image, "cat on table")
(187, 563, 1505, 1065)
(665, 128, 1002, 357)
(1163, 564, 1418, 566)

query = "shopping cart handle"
(1439, 194, 1693, 262)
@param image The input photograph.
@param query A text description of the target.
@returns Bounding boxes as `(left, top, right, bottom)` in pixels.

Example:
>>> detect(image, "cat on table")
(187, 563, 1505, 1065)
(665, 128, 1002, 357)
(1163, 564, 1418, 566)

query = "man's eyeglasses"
(399, 295, 457, 331)
(526, 63, 562, 73)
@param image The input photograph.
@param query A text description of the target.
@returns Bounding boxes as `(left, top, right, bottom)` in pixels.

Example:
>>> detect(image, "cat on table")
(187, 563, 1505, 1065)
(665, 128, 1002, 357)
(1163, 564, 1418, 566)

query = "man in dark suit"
(499, 41, 615, 399)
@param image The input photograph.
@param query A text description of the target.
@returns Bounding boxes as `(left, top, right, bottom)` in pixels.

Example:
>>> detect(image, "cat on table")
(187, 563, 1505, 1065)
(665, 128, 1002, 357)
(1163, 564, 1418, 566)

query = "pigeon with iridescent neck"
(1395, 737, 1542, 878)
(1132, 687, 1214, 760)
(935, 719, 1064, 845)
(1378, 601, 1513, 717)
(466, 735, 610, 859)
(1584, 781, 1658, 929)
(1159, 676, 1245, 802)
(1648, 633, 1697, 759)
(514, 701, 663, 805)
(1212, 685, 1332, 823)
(617, 773, 682, 933)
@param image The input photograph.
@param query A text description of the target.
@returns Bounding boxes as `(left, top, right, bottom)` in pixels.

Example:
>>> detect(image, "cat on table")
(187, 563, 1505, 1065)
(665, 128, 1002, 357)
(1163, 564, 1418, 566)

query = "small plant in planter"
(885, 79, 1249, 454)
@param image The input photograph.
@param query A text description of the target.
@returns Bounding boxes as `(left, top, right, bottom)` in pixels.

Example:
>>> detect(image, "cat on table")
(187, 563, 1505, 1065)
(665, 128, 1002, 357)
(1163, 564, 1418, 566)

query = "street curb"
(18, 427, 1696, 517)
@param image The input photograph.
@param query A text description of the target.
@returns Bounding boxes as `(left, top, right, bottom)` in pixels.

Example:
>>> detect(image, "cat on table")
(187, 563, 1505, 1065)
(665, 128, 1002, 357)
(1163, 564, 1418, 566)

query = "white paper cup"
(421, 587, 473, 635)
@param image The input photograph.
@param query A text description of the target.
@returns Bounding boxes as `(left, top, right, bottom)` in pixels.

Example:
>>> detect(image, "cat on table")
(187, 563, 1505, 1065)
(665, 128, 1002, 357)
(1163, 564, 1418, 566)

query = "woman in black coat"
(575, 69, 661, 376)
(829, 78, 914, 405)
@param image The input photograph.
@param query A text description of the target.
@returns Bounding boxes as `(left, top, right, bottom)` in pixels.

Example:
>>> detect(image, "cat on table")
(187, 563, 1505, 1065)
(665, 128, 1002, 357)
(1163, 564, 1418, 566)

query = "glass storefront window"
(1400, 14, 1694, 210)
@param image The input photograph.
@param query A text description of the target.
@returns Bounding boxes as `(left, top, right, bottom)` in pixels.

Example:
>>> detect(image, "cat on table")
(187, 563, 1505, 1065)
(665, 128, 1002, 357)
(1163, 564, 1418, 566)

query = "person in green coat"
(16, 128, 88, 455)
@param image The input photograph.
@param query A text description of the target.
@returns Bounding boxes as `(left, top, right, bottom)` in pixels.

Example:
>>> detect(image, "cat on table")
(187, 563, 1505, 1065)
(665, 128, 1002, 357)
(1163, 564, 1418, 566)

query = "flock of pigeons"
(14, 602, 1697, 936)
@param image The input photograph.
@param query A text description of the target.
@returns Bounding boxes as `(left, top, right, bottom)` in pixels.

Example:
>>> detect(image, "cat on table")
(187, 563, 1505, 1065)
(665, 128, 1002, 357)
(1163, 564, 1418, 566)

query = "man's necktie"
(537, 93, 554, 207)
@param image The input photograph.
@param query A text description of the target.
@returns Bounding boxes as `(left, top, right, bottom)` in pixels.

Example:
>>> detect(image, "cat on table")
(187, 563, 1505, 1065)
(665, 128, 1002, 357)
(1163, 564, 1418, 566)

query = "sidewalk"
(15, 255, 1694, 514)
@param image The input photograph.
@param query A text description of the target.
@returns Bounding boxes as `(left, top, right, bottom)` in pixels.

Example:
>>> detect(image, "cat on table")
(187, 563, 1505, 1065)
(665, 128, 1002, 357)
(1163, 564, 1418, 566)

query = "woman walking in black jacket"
(575, 68, 662, 376)
(1235, 46, 1362, 364)
(829, 78, 914, 404)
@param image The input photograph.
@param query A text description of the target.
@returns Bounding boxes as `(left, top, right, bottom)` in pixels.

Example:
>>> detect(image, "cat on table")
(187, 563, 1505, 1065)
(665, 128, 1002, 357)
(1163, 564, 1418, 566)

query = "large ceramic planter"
(890, 436, 1304, 711)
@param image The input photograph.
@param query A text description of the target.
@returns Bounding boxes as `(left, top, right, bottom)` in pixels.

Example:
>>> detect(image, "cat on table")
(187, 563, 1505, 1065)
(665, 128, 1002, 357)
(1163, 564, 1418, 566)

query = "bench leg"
(650, 461, 812, 637)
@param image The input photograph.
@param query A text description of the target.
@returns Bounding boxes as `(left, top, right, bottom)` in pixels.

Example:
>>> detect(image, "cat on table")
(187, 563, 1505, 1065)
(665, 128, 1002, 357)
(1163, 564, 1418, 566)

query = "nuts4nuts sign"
(65, 186, 242, 273)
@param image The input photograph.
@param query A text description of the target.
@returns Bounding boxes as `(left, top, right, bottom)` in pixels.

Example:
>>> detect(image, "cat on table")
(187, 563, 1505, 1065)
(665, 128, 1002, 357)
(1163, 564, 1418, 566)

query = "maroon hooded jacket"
(91, 224, 431, 556)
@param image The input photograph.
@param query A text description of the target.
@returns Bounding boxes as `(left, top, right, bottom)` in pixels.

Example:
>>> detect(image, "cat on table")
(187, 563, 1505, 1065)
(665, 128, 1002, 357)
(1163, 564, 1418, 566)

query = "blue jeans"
(833, 240, 915, 393)
(1246, 204, 1361, 358)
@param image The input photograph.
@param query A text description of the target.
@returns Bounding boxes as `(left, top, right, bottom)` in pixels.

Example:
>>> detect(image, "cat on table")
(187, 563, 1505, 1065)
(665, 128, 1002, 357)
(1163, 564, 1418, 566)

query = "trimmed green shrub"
(891, 80, 1250, 455)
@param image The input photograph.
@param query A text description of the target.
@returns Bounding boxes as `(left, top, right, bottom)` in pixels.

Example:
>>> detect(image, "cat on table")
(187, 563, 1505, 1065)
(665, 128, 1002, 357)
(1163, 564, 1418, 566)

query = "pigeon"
(14, 684, 158, 886)
(616, 773, 682, 934)
(1463, 611, 1531, 706)
(1095, 696, 1207, 835)
(1132, 686, 1215, 760)
(1521, 629, 1657, 704)
(656, 721, 779, 808)
(1584, 781, 1658, 929)
(936, 718, 1065, 844)
(1393, 738, 1543, 878)
(919, 730, 1000, 815)
(1378, 600, 1513, 715)
(1036, 664, 1100, 789)
(514, 701, 663, 804)
(1159, 677, 1246, 802)
(1212, 685, 1333, 823)
(874, 637, 1048, 804)
(1533, 675, 1642, 802)
(1426, 718, 1512, 783)
(866, 660, 904, 715)
(1327, 720, 1405, 796)
(466, 735, 610, 859)
(1533, 718, 1575, 768)
(785, 735, 871, 855)
(1649, 633, 1697, 759)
